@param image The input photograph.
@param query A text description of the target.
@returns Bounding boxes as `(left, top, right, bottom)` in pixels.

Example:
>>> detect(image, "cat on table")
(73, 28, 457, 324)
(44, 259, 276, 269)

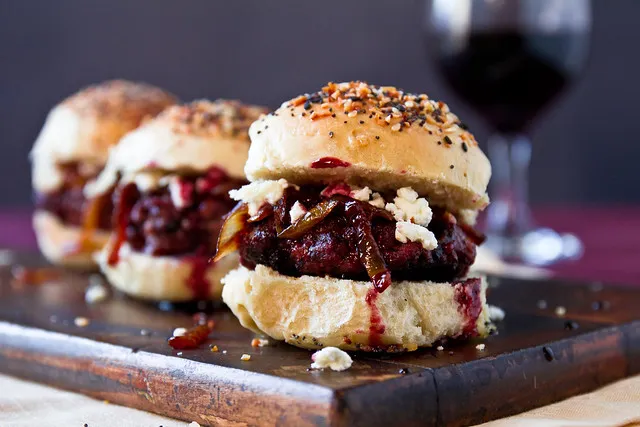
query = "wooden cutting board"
(0, 251, 638, 427)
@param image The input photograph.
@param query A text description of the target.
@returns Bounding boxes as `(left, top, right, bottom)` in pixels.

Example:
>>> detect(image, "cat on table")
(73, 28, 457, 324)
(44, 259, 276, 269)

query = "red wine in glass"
(427, 0, 591, 264)
(436, 31, 589, 133)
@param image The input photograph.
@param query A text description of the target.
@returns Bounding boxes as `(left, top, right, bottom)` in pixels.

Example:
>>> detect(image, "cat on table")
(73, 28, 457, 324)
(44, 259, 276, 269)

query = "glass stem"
(485, 133, 533, 237)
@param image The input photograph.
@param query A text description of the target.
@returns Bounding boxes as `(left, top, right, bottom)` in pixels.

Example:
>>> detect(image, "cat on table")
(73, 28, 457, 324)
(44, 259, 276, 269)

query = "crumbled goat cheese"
(385, 187, 432, 225)
(85, 276, 109, 304)
(350, 186, 372, 202)
(131, 171, 164, 192)
(383, 187, 437, 249)
(369, 192, 385, 208)
(168, 176, 190, 209)
(349, 186, 387, 209)
(289, 201, 307, 223)
(395, 221, 438, 250)
(310, 347, 353, 371)
(488, 305, 506, 322)
(349, 187, 385, 209)
(172, 327, 187, 337)
(229, 179, 292, 216)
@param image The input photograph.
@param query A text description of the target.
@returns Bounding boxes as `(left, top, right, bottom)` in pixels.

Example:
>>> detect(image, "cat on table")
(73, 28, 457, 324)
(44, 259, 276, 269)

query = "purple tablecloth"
(3, 207, 639, 286)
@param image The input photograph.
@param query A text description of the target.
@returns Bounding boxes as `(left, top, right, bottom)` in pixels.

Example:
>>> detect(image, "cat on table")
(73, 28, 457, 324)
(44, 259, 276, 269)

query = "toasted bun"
(246, 82, 491, 213)
(31, 80, 176, 192)
(97, 242, 238, 302)
(222, 265, 490, 352)
(86, 100, 267, 197)
(33, 211, 110, 269)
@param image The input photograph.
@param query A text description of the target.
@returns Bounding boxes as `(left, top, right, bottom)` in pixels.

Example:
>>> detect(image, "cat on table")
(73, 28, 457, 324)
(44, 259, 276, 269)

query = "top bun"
(31, 80, 176, 193)
(246, 82, 491, 213)
(31, 80, 177, 165)
(86, 99, 268, 197)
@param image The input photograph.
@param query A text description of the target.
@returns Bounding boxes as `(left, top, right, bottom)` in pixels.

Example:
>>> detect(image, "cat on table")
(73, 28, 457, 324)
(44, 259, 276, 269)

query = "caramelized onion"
(247, 204, 273, 223)
(213, 203, 249, 262)
(459, 222, 486, 245)
(344, 201, 391, 293)
(277, 199, 340, 239)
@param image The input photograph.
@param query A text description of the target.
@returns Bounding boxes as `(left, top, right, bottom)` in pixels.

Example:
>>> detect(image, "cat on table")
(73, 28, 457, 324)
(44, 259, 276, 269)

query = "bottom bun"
(33, 210, 110, 269)
(97, 241, 238, 302)
(222, 265, 491, 352)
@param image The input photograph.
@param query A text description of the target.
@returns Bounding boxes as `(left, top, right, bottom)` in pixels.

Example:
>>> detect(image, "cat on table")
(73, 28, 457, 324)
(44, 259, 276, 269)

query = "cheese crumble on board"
(310, 347, 353, 371)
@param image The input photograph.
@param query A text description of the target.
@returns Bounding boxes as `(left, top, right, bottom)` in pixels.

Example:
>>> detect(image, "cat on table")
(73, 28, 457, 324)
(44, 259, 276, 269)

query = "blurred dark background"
(1, 0, 638, 207)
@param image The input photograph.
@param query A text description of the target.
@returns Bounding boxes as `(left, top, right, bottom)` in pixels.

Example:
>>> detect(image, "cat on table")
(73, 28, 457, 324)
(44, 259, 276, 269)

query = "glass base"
(484, 227, 583, 266)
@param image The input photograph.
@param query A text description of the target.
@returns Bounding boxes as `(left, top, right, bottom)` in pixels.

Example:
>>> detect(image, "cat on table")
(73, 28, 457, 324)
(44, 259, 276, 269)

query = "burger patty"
(121, 168, 245, 257)
(238, 187, 480, 284)
(34, 162, 113, 230)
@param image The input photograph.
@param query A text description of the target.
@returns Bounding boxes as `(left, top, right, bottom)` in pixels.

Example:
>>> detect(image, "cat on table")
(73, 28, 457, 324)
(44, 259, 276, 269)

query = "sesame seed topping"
(165, 100, 267, 140)
(63, 80, 176, 122)
(278, 82, 477, 145)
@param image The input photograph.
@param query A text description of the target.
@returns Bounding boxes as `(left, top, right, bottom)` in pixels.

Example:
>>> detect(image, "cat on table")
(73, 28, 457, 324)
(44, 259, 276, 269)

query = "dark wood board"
(0, 252, 639, 427)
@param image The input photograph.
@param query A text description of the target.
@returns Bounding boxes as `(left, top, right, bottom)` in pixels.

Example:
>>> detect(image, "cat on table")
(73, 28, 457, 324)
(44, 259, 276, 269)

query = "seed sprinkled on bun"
(63, 79, 176, 122)
(268, 81, 476, 146)
(161, 99, 267, 139)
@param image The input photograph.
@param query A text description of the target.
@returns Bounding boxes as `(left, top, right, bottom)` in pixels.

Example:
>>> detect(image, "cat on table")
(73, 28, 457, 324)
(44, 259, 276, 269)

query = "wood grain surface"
(0, 251, 639, 426)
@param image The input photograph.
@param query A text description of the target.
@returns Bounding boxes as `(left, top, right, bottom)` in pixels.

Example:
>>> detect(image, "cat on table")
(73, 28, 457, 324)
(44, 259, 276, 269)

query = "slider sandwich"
(31, 80, 176, 268)
(217, 82, 493, 351)
(90, 100, 267, 301)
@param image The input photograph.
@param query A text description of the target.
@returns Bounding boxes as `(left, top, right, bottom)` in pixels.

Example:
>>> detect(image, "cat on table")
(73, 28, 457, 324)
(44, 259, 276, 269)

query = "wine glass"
(426, 0, 591, 265)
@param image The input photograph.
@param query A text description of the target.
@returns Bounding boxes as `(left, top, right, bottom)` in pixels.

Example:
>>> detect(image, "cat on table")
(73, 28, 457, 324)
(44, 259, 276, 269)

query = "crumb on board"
(74, 317, 90, 327)
(310, 347, 353, 371)
(251, 338, 269, 347)
(85, 278, 109, 304)
(487, 305, 505, 322)
(241, 354, 251, 361)
(210, 345, 219, 352)
(436, 345, 444, 351)
(555, 306, 567, 317)
(475, 343, 486, 351)
(173, 327, 187, 337)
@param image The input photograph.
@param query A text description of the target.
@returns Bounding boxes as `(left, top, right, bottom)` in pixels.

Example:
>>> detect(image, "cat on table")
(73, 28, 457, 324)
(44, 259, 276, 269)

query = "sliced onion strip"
(344, 201, 392, 293)
(212, 203, 249, 263)
(277, 199, 340, 239)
